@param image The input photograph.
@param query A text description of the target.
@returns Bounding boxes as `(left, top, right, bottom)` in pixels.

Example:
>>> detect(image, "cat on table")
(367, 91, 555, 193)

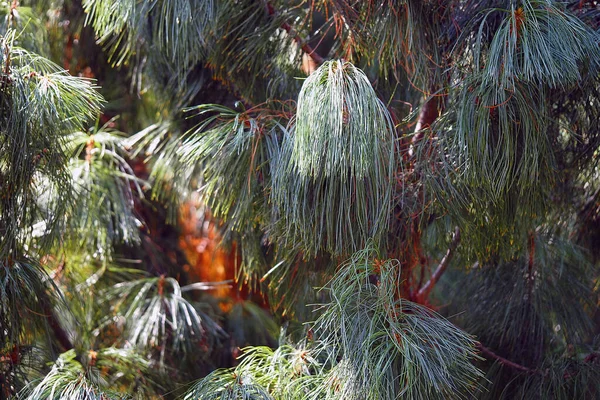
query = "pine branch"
(104, 276, 226, 359)
(411, 92, 442, 148)
(311, 246, 484, 398)
(266, 2, 325, 66)
(272, 60, 396, 256)
(22, 350, 117, 399)
(476, 343, 537, 374)
(416, 227, 460, 302)
(407, 79, 447, 163)
(6, 0, 17, 30)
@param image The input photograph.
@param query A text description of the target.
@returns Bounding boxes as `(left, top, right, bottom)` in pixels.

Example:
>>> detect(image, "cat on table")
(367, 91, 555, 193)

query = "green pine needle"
(184, 368, 273, 400)
(418, 74, 552, 260)
(64, 124, 145, 257)
(102, 276, 226, 362)
(21, 350, 125, 400)
(0, 259, 61, 349)
(452, 233, 594, 367)
(272, 60, 396, 257)
(83, 0, 213, 70)
(0, 34, 104, 258)
(178, 104, 287, 235)
(312, 246, 483, 399)
(471, 0, 600, 89)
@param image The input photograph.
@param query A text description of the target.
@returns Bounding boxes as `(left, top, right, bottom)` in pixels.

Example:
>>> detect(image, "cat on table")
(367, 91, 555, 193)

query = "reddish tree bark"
(266, 2, 325, 67)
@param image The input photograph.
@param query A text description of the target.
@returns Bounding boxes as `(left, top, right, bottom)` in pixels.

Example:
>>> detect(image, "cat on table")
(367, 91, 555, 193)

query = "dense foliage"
(1, 0, 600, 399)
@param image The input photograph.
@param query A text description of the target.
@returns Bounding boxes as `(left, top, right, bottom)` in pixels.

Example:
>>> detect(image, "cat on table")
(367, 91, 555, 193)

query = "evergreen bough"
(273, 60, 396, 257)
(3, 1, 600, 399)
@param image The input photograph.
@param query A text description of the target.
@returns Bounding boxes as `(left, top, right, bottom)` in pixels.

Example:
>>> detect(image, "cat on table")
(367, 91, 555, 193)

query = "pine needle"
(272, 60, 396, 257)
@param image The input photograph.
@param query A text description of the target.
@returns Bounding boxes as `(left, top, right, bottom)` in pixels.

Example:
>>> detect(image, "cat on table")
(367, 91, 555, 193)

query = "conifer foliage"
(2, 0, 600, 399)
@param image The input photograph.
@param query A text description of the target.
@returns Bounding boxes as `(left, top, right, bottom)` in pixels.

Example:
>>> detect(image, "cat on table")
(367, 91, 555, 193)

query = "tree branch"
(266, 2, 325, 66)
(476, 343, 537, 374)
(415, 227, 460, 302)
(407, 92, 443, 156)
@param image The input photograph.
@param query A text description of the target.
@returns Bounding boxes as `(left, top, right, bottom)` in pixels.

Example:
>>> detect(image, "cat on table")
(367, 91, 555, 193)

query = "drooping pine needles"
(272, 60, 396, 257)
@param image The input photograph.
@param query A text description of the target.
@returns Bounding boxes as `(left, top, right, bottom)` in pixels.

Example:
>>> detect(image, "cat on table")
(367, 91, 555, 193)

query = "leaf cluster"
(272, 60, 396, 257)
(311, 246, 483, 399)
(0, 259, 60, 349)
(185, 246, 484, 399)
(84, 0, 304, 104)
(63, 123, 144, 258)
(0, 32, 103, 259)
(102, 276, 226, 362)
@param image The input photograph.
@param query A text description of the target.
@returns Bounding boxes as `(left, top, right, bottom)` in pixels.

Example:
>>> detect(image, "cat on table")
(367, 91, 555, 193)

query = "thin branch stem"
(414, 95, 441, 133)
(408, 90, 443, 157)
(416, 227, 460, 302)
(266, 2, 325, 66)
(7, 1, 18, 28)
(476, 343, 537, 374)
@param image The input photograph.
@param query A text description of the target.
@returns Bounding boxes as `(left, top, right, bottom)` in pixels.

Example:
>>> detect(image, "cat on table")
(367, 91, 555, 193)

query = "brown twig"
(477, 343, 537, 374)
(7, 1, 18, 27)
(415, 227, 460, 302)
(266, 2, 325, 66)
(407, 92, 443, 157)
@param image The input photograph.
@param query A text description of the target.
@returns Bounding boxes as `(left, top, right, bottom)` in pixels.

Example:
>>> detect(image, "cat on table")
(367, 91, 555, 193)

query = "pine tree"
(1, 0, 600, 399)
